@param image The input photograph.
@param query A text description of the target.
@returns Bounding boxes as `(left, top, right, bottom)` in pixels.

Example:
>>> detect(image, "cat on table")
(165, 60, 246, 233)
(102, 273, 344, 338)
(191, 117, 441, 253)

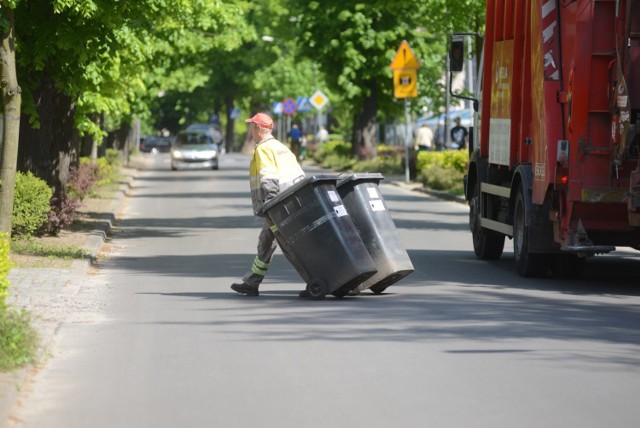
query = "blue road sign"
(297, 97, 312, 112)
(282, 98, 297, 115)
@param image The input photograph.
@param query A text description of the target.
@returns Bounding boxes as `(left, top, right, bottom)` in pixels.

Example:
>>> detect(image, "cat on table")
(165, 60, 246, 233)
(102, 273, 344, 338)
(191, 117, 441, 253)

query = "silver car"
(171, 131, 220, 171)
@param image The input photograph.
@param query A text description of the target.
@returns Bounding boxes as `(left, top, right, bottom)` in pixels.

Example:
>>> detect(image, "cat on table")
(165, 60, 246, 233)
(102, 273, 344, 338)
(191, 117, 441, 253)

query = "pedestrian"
(288, 123, 303, 159)
(450, 117, 468, 150)
(414, 122, 434, 152)
(231, 113, 306, 297)
(315, 126, 329, 145)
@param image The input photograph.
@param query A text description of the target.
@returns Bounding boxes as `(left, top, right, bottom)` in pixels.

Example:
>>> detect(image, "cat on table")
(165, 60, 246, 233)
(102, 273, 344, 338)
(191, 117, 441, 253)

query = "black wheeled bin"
(337, 173, 414, 294)
(263, 175, 377, 299)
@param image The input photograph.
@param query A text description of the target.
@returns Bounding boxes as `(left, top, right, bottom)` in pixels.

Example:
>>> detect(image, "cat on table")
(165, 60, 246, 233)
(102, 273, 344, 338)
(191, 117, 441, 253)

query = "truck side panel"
(530, 0, 564, 205)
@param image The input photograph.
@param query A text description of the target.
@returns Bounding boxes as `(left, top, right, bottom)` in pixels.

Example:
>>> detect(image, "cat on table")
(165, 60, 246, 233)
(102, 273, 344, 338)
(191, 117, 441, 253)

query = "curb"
(82, 162, 139, 262)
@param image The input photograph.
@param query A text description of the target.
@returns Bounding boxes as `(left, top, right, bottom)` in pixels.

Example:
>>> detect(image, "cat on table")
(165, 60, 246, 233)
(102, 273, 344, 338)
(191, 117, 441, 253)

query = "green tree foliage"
(12, 0, 252, 192)
(16, 0, 250, 135)
(288, 0, 485, 153)
(5, 0, 487, 185)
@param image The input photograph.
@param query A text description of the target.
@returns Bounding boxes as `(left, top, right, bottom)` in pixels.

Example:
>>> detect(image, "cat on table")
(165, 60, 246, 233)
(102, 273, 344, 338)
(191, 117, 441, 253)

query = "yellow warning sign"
(393, 69, 417, 98)
(390, 40, 420, 70)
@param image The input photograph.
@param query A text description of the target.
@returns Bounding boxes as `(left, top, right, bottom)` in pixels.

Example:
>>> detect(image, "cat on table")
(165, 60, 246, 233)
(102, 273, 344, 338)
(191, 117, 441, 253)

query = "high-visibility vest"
(249, 137, 304, 216)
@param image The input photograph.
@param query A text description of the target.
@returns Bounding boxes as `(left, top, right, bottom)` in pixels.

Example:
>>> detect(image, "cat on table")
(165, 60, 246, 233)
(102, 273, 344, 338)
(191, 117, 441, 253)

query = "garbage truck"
(453, 0, 640, 277)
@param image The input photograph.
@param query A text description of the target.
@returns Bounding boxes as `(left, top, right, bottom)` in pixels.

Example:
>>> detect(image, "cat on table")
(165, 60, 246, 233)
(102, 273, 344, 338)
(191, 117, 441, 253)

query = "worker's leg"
(232, 221, 277, 295)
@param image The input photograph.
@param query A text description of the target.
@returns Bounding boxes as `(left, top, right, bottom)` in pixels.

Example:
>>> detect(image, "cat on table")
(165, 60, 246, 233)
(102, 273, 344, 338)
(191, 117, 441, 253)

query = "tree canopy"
(5, 0, 486, 161)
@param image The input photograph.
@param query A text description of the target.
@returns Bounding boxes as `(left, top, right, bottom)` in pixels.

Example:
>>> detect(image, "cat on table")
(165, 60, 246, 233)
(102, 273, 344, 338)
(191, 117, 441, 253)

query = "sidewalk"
(0, 158, 142, 425)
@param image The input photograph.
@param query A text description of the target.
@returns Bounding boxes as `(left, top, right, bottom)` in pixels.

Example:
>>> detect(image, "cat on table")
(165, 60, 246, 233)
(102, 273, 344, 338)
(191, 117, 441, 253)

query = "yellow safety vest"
(249, 137, 305, 216)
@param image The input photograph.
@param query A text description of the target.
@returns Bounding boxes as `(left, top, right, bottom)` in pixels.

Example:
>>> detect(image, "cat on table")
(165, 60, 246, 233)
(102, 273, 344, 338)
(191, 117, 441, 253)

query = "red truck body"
(464, 0, 640, 276)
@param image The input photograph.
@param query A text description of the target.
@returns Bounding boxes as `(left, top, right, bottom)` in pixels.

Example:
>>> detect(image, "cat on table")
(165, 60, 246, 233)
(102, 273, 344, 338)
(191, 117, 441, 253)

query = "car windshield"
(146, 136, 170, 145)
(174, 133, 213, 146)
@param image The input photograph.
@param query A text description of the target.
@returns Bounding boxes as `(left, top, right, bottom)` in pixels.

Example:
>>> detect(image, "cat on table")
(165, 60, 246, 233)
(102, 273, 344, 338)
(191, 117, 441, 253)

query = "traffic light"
(450, 38, 464, 72)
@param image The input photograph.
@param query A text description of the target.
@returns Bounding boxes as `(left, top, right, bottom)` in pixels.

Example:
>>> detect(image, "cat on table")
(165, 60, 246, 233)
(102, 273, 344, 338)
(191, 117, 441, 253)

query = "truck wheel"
(513, 187, 550, 277)
(550, 254, 585, 279)
(470, 182, 505, 259)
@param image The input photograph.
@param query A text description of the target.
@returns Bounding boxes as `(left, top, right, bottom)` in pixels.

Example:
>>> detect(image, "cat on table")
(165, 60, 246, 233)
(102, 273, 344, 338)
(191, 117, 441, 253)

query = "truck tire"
(513, 187, 550, 277)
(470, 182, 505, 260)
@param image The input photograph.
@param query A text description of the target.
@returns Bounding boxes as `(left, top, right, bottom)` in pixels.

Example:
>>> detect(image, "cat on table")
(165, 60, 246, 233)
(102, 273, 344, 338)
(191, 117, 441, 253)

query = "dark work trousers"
(242, 218, 306, 287)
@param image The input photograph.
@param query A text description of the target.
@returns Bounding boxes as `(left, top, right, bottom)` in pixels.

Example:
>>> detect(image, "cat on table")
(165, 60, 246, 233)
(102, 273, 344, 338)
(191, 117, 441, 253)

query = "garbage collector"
(231, 113, 306, 296)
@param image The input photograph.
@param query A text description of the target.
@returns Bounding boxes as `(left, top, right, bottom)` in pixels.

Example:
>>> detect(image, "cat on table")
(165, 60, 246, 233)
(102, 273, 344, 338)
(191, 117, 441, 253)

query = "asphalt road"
(7, 152, 640, 428)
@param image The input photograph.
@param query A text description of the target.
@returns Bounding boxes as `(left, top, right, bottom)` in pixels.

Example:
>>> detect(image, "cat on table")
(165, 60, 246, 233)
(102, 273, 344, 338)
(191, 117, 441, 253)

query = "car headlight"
(202, 150, 217, 158)
(172, 150, 183, 159)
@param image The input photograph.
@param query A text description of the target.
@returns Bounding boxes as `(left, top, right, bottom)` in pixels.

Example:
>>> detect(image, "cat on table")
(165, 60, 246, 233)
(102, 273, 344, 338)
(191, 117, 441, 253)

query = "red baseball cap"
(245, 113, 274, 129)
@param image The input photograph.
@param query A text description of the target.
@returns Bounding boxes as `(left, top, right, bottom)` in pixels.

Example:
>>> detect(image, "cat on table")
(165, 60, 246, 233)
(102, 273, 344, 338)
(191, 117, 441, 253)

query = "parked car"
(171, 131, 220, 171)
(140, 136, 172, 153)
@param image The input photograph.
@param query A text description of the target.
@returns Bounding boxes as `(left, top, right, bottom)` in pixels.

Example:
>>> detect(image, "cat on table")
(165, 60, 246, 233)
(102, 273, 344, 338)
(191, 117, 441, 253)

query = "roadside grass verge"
(10, 240, 92, 260)
(0, 308, 38, 371)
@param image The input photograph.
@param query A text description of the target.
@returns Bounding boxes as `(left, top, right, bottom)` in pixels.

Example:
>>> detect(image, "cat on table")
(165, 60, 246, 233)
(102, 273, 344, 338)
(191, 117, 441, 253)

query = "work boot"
(231, 283, 259, 296)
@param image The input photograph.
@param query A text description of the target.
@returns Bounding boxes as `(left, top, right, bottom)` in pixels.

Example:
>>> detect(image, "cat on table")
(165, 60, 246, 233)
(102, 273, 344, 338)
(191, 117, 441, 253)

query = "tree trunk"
(0, 9, 21, 235)
(225, 93, 235, 153)
(17, 71, 77, 195)
(351, 79, 378, 159)
(79, 113, 101, 162)
(91, 113, 104, 164)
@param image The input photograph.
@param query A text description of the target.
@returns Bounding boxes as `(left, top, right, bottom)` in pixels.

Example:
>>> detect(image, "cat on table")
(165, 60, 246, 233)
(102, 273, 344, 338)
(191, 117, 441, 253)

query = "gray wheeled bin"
(263, 175, 377, 299)
(337, 173, 414, 294)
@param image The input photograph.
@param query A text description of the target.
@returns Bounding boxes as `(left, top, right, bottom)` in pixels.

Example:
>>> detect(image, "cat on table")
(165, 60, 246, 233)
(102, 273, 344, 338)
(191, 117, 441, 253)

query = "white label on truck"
(367, 187, 380, 199)
(370, 200, 386, 211)
(617, 95, 628, 108)
(334, 205, 348, 217)
(489, 118, 511, 166)
(327, 190, 339, 202)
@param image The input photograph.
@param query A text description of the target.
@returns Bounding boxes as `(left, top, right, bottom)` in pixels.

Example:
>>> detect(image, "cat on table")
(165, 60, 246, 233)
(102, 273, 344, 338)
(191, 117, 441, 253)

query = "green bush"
(0, 308, 38, 371)
(12, 172, 53, 238)
(0, 232, 37, 371)
(313, 140, 467, 194)
(0, 233, 11, 309)
(105, 148, 121, 167)
(322, 153, 356, 171)
(417, 150, 469, 194)
(313, 140, 352, 163)
(416, 149, 468, 174)
(351, 155, 403, 175)
(76, 150, 120, 188)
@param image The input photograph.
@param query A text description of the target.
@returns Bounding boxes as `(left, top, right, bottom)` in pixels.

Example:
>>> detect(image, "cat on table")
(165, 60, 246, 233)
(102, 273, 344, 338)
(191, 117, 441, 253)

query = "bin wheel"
(306, 278, 328, 300)
(369, 285, 387, 294)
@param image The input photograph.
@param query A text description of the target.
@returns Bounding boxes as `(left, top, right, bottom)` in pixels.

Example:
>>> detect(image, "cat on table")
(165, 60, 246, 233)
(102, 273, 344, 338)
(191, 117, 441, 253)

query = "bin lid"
(337, 173, 385, 188)
(263, 175, 339, 213)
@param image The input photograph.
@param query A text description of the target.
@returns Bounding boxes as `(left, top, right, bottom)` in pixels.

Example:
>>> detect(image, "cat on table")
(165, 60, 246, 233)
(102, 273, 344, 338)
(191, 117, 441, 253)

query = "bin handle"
(283, 196, 302, 216)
